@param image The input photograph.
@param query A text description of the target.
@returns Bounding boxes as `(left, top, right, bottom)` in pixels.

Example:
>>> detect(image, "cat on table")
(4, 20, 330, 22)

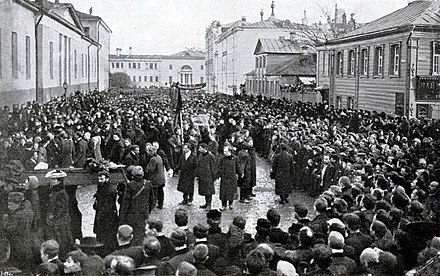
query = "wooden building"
(316, 0, 440, 118)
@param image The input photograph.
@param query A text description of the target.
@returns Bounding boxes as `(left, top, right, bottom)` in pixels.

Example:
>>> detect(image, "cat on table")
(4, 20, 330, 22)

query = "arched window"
(180, 65, 193, 84)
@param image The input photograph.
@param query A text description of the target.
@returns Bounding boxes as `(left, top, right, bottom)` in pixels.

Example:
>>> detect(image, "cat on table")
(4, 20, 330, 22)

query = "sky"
(67, 0, 411, 55)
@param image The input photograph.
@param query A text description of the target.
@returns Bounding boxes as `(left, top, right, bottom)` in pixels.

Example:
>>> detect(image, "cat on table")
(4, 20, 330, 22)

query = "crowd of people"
(1, 88, 440, 275)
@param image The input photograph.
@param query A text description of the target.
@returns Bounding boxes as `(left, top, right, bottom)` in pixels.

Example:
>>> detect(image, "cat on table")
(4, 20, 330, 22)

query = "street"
(77, 155, 316, 238)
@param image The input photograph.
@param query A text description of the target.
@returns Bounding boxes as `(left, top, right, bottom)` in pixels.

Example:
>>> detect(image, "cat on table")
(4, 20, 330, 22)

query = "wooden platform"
(22, 168, 127, 186)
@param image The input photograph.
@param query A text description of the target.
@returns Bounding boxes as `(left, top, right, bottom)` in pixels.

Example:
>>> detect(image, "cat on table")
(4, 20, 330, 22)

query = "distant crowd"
(1, 89, 440, 275)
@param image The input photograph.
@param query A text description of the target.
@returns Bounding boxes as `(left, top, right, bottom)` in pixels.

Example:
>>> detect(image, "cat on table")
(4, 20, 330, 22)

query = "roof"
(341, 0, 437, 39)
(254, 38, 303, 55)
(171, 49, 205, 58)
(266, 55, 316, 76)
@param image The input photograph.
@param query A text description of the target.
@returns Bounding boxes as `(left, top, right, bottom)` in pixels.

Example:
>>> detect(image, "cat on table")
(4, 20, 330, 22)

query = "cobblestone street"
(78, 155, 316, 238)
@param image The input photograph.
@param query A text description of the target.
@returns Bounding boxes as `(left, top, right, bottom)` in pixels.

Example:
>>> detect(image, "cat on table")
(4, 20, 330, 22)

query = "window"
(155, 76, 158, 82)
(26, 36, 31, 79)
(138, 63, 140, 69)
(262, 56, 266, 68)
(154, 63, 157, 69)
(374, 45, 384, 76)
(433, 42, 440, 75)
(150, 76, 153, 82)
(139, 76, 141, 82)
(169, 76, 173, 83)
(116, 62, 119, 68)
(144, 76, 147, 82)
(348, 49, 355, 76)
(81, 54, 84, 78)
(74, 50, 77, 79)
(322, 52, 328, 76)
(132, 62, 136, 69)
(336, 96, 342, 109)
(50, 42, 54, 79)
(336, 51, 343, 76)
(347, 96, 354, 109)
(150, 63, 153, 69)
(201, 64, 204, 70)
(200, 77, 204, 83)
(169, 64, 173, 70)
(390, 43, 400, 76)
(360, 48, 369, 76)
(121, 62, 124, 68)
(255, 57, 258, 68)
(133, 76, 135, 82)
(129, 63, 131, 69)
(12, 32, 18, 78)
(112, 62, 114, 69)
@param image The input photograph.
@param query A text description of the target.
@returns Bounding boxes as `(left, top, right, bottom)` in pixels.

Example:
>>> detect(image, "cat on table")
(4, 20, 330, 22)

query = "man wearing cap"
(144, 144, 165, 209)
(162, 229, 194, 275)
(196, 143, 217, 210)
(44, 169, 74, 257)
(206, 209, 228, 252)
(120, 166, 153, 246)
(93, 170, 119, 254)
(192, 244, 216, 276)
(1, 191, 34, 271)
(76, 237, 106, 275)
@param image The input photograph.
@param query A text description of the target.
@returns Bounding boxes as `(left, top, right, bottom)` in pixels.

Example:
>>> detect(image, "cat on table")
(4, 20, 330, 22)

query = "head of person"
(328, 231, 345, 250)
(314, 197, 328, 214)
(131, 145, 140, 155)
(298, 226, 314, 248)
(147, 218, 163, 233)
(123, 138, 131, 148)
(97, 170, 110, 184)
(232, 215, 246, 230)
(266, 208, 281, 227)
(142, 236, 161, 258)
(342, 213, 361, 232)
(105, 255, 135, 276)
(256, 218, 272, 238)
(256, 243, 275, 263)
(131, 166, 144, 179)
(176, 261, 197, 276)
(174, 208, 188, 227)
(199, 143, 208, 154)
(117, 225, 134, 245)
(40, 239, 59, 263)
(246, 249, 268, 275)
(193, 244, 209, 263)
(182, 143, 191, 154)
(170, 229, 187, 248)
(312, 245, 332, 269)
(223, 145, 232, 156)
(64, 250, 87, 274)
(193, 223, 209, 239)
(370, 220, 388, 239)
(294, 204, 308, 219)
(277, 260, 298, 276)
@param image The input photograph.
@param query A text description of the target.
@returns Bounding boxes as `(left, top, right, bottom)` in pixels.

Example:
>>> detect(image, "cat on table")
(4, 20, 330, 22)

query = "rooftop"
(254, 38, 303, 55)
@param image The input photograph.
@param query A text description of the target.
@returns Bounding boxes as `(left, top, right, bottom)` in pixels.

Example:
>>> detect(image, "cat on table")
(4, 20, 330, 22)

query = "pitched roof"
(266, 55, 316, 76)
(109, 54, 204, 60)
(254, 38, 303, 55)
(342, 0, 436, 38)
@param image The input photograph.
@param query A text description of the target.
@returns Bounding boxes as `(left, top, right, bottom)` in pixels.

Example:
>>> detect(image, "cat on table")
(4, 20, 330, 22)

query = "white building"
(0, 0, 111, 107)
(205, 1, 317, 95)
(109, 49, 205, 88)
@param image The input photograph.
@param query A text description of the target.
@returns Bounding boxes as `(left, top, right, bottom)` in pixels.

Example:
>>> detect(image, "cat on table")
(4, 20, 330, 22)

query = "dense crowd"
(1, 89, 440, 275)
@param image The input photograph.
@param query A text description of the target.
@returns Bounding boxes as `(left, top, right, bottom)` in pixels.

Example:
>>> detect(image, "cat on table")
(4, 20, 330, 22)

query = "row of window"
(132, 75, 159, 83)
(112, 62, 204, 70)
(130, 75, 204, 84)
(1, 31, 31, 79)
(255, 55, 267, 69)
(323, 42, 402, 78)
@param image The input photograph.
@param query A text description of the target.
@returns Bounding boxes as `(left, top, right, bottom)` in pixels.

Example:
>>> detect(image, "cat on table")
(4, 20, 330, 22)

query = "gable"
(62, 8, 76, 26)
(254, 39, 263, 55)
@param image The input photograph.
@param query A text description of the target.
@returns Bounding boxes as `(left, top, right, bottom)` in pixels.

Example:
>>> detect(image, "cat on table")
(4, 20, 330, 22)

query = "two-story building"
(316, 0, 440, 118)
(109, 48, 205, 88)
(0, 0, 111, 107)
(245, 37, 316, 101)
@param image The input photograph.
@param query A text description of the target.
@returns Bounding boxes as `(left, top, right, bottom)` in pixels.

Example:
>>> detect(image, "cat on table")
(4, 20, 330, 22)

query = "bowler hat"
(45, 169, 67, 179)
(207, 209, 222, 222)
(78, 237, 103, 248)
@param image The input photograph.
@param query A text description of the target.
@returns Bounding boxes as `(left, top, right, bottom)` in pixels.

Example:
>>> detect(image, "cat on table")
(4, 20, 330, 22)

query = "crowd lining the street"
(1, 89, 440, 275)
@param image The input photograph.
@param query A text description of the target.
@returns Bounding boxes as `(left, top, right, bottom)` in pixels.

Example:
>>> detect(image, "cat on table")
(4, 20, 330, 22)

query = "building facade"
(109, 49, 205, 88)
(0, 0, 111, 107)
(316, 0, 440, 118)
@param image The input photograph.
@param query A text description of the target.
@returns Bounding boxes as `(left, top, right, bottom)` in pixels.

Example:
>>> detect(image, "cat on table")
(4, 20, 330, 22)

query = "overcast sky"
(68, 0, 410, 55)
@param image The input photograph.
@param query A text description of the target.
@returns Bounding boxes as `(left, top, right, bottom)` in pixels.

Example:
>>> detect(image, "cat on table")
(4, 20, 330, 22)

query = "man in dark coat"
(1, 192, 34, 271)
(58, 131, 75, 168)
(93, 170, 119, 255)
(145, 144, 166, 209)
(162, 229, 194, 275)
(109, 133, 125, 164)
(73, 131, 88, 168)
(122, 145, 140, 166)
(147, 218, 175, 260)
(237, 142, 252, 203)
(217, 145, 241, 210)
(119, 166, 154, 246)
(272, 144, 295, 204)
(248, 139, 257, 196)
(176, 143, 197, 205)
(197, 143, 217, 210)
(192, 244, 217, 276)
(111, 225, 145, 267)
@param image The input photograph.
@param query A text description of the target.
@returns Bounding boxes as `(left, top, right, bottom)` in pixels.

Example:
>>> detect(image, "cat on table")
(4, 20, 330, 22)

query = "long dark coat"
(74, 138, 88, 168)
(248, 148, 257, 188)
(93, 180, 119, 253)
(196, 151, 217, 196)
(119, 177, 153, 245)
(59, 138, 74, 167)
(45, 184, 73, 257)
(2, 201, 34, 269)
(145, 155, 165, 187)
(217, 155, 240, 201)
(237, 149, 252, 189)
(272, 150, 295, 196)
(177, 153, 197, 194)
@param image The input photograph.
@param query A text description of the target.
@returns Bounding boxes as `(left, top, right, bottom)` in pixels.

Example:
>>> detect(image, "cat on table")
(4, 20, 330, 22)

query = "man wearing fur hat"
(1, 191, 34, 271)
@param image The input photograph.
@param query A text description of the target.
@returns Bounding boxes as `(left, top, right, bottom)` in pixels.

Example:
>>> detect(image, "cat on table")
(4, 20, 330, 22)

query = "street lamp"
(63, 81, 68, 103)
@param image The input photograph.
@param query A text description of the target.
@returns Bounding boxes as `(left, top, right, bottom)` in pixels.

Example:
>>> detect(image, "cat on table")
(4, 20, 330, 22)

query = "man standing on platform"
(197, 143, 217, 210)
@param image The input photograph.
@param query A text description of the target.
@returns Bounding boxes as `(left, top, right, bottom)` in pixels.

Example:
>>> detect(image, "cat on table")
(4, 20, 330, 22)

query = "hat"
(207, 209, 222, 222)
(193, 223, 209, 238)
(277, 260, 298, 276)
(8, 192, 24, 203)
(27, 176, 39, 189)
(170, 229, 187, 246)
(193, 244, 209, 261)
(98, 170, 110, 178)
(360, 247, 381, 265)
(328, 231, 345, 249)
(45, 169, 67, 179)
(78, 237, 103, 248)
(132, 166, 144, 177)
(118, 225, 133, 239)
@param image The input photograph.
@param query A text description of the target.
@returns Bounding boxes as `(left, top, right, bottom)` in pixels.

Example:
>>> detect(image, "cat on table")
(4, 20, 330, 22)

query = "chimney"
(129, 47, 132, 56)
(290, 31, 296, 41)
(260, 9, 264, 22)
(242, 16, 246, 22)
(116, 48, 121, 57)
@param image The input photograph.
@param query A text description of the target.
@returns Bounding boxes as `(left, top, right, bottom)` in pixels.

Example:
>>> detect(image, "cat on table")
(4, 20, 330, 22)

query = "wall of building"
(0, 2, 37, 106)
